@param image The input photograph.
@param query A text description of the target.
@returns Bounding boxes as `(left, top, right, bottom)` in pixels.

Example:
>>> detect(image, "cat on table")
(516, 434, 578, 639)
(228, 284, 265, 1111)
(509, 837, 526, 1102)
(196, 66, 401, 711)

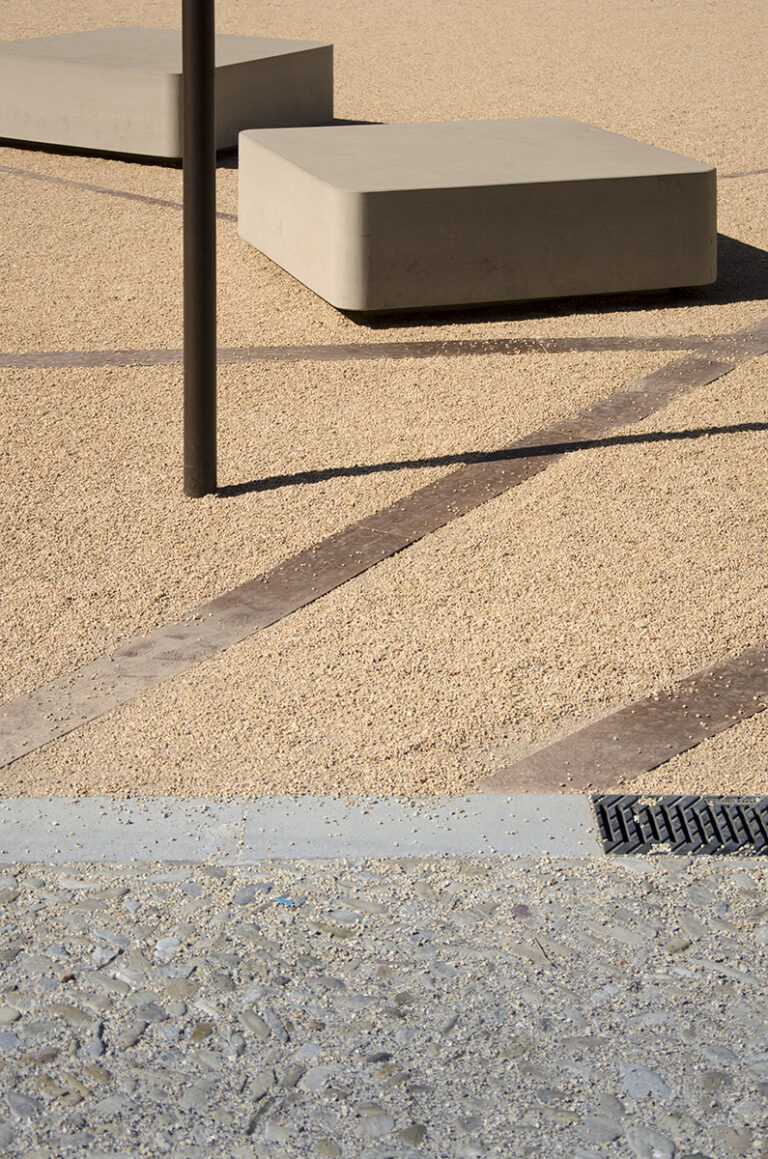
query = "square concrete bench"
(0, 27, 333, 159)
(238, 117, 716, 311)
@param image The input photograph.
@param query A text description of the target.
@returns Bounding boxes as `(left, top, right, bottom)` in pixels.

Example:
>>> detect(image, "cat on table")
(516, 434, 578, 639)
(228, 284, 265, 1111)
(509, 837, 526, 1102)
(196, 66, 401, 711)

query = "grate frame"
(592, 793, 768, 855)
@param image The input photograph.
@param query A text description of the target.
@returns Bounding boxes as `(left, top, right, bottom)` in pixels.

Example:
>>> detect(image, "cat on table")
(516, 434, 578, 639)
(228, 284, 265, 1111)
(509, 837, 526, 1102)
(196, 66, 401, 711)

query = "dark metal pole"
(182, 0, 217, 496)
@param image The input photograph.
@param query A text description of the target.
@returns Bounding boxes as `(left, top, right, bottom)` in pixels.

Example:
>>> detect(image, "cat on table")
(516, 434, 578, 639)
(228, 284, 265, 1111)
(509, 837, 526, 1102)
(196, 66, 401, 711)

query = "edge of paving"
(0, 794, 603, 861)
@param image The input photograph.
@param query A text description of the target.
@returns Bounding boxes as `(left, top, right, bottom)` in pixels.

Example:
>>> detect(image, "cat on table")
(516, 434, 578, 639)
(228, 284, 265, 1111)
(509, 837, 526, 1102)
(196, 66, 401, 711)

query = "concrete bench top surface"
(241, 117, 715, 191)
(0, 27, 331, 72)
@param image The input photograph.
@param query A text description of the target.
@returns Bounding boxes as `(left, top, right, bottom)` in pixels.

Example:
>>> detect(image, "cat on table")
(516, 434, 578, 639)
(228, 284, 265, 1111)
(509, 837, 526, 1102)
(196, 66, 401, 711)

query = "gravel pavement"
(2, 0, 768, 798)
(2, 4, 768, 1157)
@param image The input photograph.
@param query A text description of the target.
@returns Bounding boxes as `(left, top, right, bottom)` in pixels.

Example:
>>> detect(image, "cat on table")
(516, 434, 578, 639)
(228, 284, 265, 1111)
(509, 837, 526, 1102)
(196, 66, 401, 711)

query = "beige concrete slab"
(0, 27, 333, 159)
(238, 117, 717, 311)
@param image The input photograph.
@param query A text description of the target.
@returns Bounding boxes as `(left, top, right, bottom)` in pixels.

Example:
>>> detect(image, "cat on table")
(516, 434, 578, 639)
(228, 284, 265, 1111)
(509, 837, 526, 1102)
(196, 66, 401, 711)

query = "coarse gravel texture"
(1, 348, 670, 703)
(1, 0, 768, 796)
(629, 709, 768, 801)
(1, 854, 768, 1159)
(5, 353, 768, 799)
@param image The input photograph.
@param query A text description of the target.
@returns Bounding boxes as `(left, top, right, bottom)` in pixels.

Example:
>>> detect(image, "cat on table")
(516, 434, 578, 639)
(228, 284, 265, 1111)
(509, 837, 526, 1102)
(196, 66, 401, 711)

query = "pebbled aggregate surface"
(0, 854, 767, 1157)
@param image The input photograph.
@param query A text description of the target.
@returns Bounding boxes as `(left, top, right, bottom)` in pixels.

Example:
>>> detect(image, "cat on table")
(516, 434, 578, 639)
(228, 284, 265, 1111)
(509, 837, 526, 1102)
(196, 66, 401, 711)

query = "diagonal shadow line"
(220, 420, 768, 497)
(0, 162, 238, 220)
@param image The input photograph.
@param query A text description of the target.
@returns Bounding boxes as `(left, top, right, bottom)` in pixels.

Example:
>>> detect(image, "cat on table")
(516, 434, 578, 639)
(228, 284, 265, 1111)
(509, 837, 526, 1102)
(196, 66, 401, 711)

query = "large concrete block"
(0, 27, 333, 159)
(238, 118, 716, 311)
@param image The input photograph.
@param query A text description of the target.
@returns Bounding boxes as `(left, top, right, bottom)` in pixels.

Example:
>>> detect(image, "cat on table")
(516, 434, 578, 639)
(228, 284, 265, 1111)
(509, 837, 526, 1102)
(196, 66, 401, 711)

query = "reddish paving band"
(1, 317, 767, 770)
(479, 645, 768, 794)
(0, 335, 711, 370)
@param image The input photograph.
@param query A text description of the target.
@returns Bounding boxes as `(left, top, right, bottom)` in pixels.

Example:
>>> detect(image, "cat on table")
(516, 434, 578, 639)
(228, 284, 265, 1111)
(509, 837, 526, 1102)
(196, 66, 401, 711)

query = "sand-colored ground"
(1, 0, 767, 797)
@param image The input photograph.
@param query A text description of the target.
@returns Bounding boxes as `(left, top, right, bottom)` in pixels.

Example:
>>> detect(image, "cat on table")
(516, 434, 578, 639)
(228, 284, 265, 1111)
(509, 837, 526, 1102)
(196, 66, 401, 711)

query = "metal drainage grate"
(593, 794, 768, 855)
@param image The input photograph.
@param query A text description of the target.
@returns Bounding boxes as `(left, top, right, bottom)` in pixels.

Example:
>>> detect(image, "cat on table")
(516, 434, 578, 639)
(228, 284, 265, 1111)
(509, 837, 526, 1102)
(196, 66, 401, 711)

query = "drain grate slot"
(593, 794, 768, 855)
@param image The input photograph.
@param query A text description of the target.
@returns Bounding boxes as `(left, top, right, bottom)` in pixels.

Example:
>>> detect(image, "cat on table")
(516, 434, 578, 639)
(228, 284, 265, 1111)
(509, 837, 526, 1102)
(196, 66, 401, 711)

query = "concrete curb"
(0, 793, 602, 862)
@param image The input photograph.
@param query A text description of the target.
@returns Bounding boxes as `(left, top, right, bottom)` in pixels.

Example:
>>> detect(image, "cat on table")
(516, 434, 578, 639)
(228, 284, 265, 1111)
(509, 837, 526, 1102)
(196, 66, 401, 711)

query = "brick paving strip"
(2, 316, 768, 773)
(479, 643, 768, 794)
(0, 334, 716, 370)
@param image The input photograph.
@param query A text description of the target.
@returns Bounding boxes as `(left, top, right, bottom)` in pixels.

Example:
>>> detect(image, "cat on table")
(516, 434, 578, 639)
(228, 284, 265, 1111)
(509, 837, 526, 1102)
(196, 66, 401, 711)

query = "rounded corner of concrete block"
(325, 290, 376, 313)
(696, 262, 719, 288)
(330, 284, 393, 312)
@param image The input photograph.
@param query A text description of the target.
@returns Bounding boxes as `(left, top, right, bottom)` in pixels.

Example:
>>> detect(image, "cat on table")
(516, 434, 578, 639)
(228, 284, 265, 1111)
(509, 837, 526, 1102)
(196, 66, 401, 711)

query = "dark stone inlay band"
(719, 168, 768, 179)
(1, 317, 767, 770)
(479, 645, 768, 794)
(0, 335, 714, 370)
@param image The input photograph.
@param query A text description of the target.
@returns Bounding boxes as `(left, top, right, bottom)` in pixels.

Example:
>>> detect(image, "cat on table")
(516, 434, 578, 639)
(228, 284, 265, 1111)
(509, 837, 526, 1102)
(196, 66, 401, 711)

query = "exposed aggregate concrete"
(1, 854, 767, 1158)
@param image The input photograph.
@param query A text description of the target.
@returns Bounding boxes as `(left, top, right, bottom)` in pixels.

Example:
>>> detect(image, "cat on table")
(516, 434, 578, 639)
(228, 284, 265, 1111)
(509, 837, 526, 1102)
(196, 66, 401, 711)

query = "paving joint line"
(0, 161, 237, 219)
(2, 316, 768, 773)
(719, 167, 768, 178)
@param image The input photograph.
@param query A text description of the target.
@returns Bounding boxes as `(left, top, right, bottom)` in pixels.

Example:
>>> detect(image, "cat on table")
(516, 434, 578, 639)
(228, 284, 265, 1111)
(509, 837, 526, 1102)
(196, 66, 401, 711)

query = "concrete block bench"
(0, 27, 333, 159)
(238, 117, 716, 311)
